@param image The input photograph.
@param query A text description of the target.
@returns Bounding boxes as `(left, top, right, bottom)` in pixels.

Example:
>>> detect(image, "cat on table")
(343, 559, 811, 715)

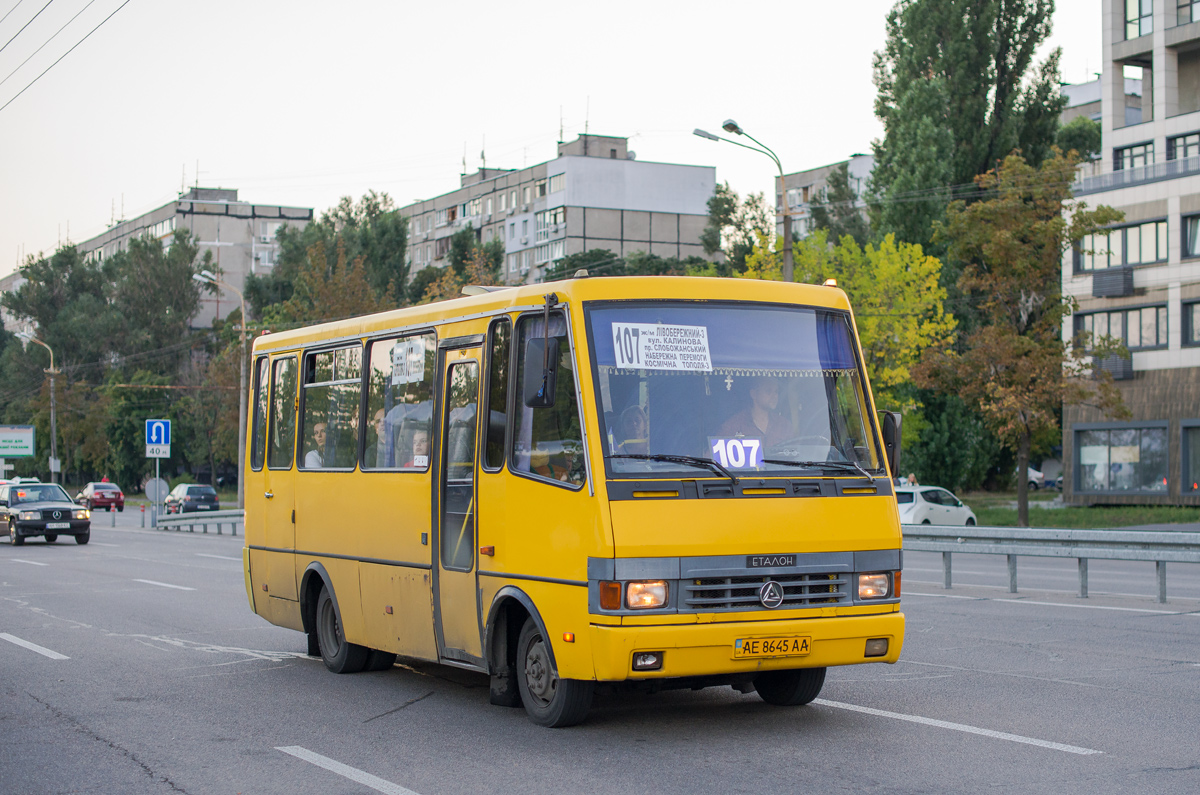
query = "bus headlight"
(858, 573, 891, 599)
(626, 580, 668, 609)
(19, 511, 39, 521)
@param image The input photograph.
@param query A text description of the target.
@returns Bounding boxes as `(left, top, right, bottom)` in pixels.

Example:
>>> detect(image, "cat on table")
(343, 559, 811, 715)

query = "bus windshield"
(588, 302, 882, 478)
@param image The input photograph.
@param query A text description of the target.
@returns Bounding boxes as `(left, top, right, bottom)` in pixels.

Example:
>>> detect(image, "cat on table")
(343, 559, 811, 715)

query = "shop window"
(1076, 425, 1168, 493)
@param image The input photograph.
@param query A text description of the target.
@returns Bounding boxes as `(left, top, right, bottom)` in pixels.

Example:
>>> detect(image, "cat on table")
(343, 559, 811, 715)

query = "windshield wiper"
(607, 453, 739, 484)
(761, 458, 877, 481)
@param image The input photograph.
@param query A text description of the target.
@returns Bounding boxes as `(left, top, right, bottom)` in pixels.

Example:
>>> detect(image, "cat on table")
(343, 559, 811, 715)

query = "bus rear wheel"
(315, 586, 368, 674)
(516, 617, 593, 727)
(754, 667, 826, 706)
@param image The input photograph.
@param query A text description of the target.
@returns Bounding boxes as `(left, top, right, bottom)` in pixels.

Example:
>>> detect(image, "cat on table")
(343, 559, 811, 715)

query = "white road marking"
(195, 553, 241, 562)
(133, 579, 195, 591)
(11, 558, 48, 566)
(91, 542, 119, 547)
(276, 746, 420, 795)
(813, 699, 1102, 755)
(906, 591, 1186, 615)
(0, 632, 69, 660)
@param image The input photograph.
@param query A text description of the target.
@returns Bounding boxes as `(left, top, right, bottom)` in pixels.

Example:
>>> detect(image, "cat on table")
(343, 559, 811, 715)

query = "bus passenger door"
(263, 355, 299, 603)
(433, 346, 484, 666)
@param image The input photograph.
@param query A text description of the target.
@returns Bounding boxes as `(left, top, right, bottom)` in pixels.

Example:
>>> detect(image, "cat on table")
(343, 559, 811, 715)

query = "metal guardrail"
(155, 509, 243, 537)
(903, 524, 1200, 603)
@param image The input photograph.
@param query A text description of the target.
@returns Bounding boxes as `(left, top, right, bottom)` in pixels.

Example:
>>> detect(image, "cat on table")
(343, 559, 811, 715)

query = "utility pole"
(18, 332, 60, 483)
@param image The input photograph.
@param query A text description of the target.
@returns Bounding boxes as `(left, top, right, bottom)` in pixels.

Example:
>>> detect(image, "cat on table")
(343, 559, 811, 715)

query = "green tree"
(1056, 115, 1102, 161)
(918, 152, 1125, 525)
(701, 183, 773, 274)
(264, 240, 391, 327)
(247, 191, 408, 315)
(870, 0, 1065, 249)
(809, 163, 870, 246)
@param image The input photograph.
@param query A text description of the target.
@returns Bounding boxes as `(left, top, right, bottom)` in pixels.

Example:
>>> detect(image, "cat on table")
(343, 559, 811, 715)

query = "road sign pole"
(152, 458, 159, 529)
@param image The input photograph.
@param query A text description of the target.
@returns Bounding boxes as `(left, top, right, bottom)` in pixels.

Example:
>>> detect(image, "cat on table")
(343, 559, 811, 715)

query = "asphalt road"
(2, 512, 1199, 794)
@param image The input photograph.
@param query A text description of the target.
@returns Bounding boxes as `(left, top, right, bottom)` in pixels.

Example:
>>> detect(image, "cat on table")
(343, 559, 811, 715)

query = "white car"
(1018, 466, 1044, 490)
(896, 486, 977, 526)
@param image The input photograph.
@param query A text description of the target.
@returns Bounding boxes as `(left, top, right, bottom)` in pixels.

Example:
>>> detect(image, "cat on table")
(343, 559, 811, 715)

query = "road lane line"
(906, 591, 1187, 614)
(11, 558, 48, 566)
(0, 633, 69, 660)
(133, 579, 195, 591)
(195, 553, 241, 562)
(813, 699, 1102, 755)
(276, 746, 419, 795)
(92, 542, 119, 547)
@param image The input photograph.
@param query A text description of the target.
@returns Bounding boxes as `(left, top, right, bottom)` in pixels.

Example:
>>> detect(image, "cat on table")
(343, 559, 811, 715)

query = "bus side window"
(250, 357, 269, 471)
(363, 332, 435, 470)
(511, 312, 584, 487)
(299, 346, 362, 470)
(267, 357, 297, 470)
(483, 317, 512, 471)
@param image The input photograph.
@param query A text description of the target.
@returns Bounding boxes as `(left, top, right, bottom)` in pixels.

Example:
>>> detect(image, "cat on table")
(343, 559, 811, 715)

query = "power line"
(0, 0, 52, 56)
(0, 0, 97, 91)
(0, 0, 130, 115)
(0, 0, 26, 27)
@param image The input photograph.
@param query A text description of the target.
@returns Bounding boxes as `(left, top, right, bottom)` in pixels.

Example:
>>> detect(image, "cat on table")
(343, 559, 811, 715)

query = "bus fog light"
(632, 651, 663, 670)
(599, 581, 622, 610)
(858, 573, 890, 599)
(865, 638, 889, 657)
(626, 580, 668, 609)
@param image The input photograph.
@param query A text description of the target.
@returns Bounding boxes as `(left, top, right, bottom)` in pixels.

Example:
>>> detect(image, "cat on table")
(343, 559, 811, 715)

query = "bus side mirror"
(879, 411, 901, 477)
(523, 337, 560, 408)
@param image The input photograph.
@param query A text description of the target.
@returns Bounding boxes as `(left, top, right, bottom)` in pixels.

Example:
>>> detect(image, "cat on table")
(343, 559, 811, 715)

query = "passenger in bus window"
(404, 429, 430, 468)
(718, 377, 795, 449)
(365, 409, 388, 467)
(304, 422, 327, 467)
(615, 405, 649, 455)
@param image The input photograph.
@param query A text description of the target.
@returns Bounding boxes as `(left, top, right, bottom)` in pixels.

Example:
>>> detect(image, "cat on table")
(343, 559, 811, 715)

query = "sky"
(0, 0, 1102, 276)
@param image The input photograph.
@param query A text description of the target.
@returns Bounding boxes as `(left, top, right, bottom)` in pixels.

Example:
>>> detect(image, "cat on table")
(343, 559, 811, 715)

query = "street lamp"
(16, 331, 60, 483)
(193, 270, 248, 510)
(694, 120, 794, 282)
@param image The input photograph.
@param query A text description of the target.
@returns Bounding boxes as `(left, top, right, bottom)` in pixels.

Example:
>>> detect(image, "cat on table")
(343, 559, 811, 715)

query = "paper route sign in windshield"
(612, 322, 712, 372)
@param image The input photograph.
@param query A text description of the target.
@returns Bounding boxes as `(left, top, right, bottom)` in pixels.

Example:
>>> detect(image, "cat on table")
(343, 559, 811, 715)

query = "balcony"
(1074, 155, 1200, 196)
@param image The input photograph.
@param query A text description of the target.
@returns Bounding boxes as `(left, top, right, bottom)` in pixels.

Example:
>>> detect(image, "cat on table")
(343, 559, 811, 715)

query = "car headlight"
(858, 573, 891, 599)
(18, 511, 39, 521)
(626, 580, 668, 609)
(74, 509, 90, 519)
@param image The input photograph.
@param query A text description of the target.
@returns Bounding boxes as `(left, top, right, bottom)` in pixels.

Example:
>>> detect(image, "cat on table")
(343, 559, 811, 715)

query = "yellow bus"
(243, 275, 905, 727)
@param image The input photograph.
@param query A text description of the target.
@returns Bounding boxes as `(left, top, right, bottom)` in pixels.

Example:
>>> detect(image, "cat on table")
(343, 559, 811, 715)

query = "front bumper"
(14, 520, 90, 537)
(589, 611, 904, 681)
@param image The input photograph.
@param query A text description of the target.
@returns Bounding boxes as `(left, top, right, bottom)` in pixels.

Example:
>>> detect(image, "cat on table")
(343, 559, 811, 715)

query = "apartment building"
(73, 188, 313, 328)
(776, 154, 874, 241)
(399, 135, 716, 283)
(1061, 0, 1200, 505)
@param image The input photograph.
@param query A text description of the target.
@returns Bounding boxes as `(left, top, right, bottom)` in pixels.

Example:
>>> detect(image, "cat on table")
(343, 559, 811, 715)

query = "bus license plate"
(45, 522, 70, 529)
(733, 636, 811, 659)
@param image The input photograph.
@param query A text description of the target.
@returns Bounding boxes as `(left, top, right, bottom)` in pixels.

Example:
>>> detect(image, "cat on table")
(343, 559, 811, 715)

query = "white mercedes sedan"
(896, 486, 977, 526)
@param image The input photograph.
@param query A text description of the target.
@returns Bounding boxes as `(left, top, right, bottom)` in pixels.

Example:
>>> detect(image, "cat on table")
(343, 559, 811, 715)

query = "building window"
(1184, 301, 1200, 345)
(535, 244, 551, 264)
(499, 192, 507, 212)
(1178, 0, 1198, 25)
(521, 250, 532, 273)
(509, 222, 515, 240)
(550, 239, 565, 261)
(1077, 426, 1168, 493)
(1115, 142, 1154, 170)
(486, 197, 493, 216)
(1184, 422, 1200, 493)
(1075, 305, 1168, 351)
(1168, 132, 1200, 160)
(435, 209, 448, 227)
(508, 253, 518, 274)
(510, 189, 518, 209)
(522, 219, 528, 238)
(435, 237, 450, 259)
(1076, 220, 1167, 270)
(1127, 0, 1153, 38)
(549, 173, 565, 194)
(535, 179, 547, 197)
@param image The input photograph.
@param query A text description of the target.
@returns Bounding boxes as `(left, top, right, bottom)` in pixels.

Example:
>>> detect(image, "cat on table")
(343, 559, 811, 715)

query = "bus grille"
(682, 573, 848, 611)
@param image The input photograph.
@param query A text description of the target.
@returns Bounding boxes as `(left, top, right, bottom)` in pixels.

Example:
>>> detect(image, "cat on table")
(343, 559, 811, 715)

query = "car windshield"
(11, 484, 72, 503)
(896, 492, 914, 504)
(588, 302, 882, 477)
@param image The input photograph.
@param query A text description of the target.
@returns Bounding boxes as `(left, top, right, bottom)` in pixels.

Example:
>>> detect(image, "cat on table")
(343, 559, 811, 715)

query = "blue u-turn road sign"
(146, 419, 171, 446)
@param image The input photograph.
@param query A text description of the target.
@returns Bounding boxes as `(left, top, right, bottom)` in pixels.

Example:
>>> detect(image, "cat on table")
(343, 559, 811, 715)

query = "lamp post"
(693, 120, 793, 282)
(193, 270, 247, 510)
(17, 332, 60, 483)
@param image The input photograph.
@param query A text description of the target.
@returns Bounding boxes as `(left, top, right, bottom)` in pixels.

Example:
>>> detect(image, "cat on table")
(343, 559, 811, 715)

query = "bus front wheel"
(516, 617, 593, 727)
(315, 586, 369, 674)
(754, 667, 826, 706)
